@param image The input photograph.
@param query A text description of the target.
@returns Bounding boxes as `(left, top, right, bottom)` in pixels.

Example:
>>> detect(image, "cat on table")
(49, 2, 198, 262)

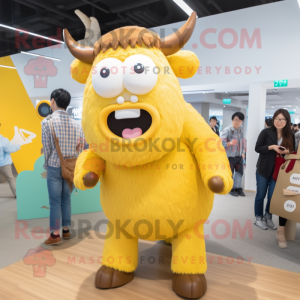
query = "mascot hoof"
(172, 273, 207, 299)
(95, 266, 134, 289)
(83, 172, 99, 187)
(208, 176, 224, 193)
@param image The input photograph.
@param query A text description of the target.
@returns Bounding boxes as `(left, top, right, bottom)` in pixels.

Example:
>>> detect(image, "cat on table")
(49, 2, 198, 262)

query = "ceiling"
(0, 0, 283, 57)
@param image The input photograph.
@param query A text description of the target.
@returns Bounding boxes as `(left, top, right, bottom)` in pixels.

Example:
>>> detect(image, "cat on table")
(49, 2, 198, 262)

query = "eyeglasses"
(274, 118, 287, 123)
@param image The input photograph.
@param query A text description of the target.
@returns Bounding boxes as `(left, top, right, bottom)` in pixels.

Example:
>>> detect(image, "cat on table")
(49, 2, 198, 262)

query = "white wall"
(9, 0, 300, 100)
(152, 0, 300, 90)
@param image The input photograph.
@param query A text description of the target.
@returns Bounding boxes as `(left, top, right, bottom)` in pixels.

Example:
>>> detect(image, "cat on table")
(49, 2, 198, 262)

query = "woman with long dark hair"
(254, 109, 295, 248)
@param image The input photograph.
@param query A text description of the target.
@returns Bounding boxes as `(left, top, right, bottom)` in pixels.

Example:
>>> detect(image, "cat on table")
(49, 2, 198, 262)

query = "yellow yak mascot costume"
(64, 12, 233, 299)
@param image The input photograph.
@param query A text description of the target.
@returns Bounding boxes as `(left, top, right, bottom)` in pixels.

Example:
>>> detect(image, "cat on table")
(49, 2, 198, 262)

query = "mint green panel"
(16, 155, 102, 220)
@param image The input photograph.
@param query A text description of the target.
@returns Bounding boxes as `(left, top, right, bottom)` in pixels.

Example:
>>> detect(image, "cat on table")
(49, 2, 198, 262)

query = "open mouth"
(107, 109, 152, 138)
(99, 102, 160, 146)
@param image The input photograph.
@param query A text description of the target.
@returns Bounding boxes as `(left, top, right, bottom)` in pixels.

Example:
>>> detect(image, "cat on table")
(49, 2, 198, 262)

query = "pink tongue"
(122, 128, 142, 138)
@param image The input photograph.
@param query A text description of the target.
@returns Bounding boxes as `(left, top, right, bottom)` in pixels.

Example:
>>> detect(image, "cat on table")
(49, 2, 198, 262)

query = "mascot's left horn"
(63, 29, 95, 64)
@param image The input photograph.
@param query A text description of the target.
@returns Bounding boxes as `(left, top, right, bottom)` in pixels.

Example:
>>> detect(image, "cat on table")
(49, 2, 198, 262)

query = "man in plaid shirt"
(42, 89, 84, 245)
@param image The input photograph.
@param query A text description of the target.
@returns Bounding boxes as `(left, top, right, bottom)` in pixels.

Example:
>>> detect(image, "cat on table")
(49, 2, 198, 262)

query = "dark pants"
(229, 156, 243, 189)
(279, 217, 287, 226)
(229, 156, 243, 175)
(255, 171, 288, 226)
(254, 172, 276, 217)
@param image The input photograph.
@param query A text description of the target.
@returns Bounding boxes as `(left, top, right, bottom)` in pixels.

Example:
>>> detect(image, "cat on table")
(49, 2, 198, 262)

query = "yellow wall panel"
(0, 56, 42, 173)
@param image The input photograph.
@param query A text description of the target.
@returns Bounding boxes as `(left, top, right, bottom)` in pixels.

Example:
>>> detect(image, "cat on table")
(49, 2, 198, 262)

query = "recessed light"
(223, 105, 226, 107)
(0, 24, 64, 44)
(21, 51, 61, 61)
(172, 0, 198, 17)
(0, 64, 16, 69)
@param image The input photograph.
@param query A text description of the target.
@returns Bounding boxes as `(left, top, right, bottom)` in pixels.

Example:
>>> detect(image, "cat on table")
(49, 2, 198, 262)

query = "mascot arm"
(182, 103, 233, 195)
(74, 149, 105, 190)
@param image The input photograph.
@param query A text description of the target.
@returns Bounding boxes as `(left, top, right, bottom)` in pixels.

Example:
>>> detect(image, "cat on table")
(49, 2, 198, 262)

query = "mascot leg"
(171, 224, 207, 299)
(95, 225, 138, 289)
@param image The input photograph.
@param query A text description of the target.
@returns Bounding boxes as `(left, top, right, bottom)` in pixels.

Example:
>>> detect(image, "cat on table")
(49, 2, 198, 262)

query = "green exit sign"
(223, 99, 231, 104)
(274, 80, 288, 87)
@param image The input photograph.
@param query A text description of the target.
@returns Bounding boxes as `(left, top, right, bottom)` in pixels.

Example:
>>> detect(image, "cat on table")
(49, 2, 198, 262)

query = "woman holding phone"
(254, 109, 295, 248)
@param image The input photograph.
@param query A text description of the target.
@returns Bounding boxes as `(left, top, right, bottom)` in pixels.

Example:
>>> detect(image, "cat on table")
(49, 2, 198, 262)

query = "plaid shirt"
(42, 110, 85, 170)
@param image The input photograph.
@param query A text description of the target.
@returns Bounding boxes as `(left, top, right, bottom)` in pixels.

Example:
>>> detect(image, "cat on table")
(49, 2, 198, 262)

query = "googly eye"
(123, 55, 158, 95)
(43, 67, 47, 70)
(100, 67, 109, 78)
(134, 63, 144, 74)
(35, 67, 39, 70)
(92, 58, 124, 98)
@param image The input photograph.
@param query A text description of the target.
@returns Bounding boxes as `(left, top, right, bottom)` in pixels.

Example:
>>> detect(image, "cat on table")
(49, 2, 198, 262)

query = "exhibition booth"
(0, 0, 299, 299)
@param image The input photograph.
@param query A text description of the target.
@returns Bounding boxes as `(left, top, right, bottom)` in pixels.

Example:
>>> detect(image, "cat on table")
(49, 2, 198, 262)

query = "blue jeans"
(47, 166, 73, 231)
(254, 171, 276, 218)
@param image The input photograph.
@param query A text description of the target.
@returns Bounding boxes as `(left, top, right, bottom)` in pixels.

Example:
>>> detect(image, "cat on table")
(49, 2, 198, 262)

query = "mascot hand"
(208, 176, 224, 193)
(83, 171, 99, 188)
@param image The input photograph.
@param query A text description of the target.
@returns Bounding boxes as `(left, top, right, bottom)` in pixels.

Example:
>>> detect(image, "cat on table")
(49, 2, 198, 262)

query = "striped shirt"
(42, 110, 85, 170)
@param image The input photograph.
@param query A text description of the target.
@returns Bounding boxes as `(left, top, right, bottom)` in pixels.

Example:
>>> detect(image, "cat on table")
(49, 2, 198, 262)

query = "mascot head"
(65, 12, 199, 166)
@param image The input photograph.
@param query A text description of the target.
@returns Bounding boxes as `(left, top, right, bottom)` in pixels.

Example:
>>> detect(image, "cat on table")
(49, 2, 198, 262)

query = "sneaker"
(253, 217, 268, 230)
(264, 214, 277, 230)
(229, 189, 238, 197)
(236, 188, 245, 197)
(63, 230, 71, 240)
(44, 234, 61, 245)
(44, 232, 61, 246)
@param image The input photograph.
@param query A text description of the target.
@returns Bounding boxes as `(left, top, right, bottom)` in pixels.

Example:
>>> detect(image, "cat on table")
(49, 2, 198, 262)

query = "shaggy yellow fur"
(166, 50, 199, 78)
(70, 59, 92, 84)
(73, 43, 233, 274)
(74, 149, 105, 190)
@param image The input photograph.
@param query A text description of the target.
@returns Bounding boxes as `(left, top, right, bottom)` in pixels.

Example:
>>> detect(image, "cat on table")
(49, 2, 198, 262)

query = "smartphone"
(279, 146, 286, 151)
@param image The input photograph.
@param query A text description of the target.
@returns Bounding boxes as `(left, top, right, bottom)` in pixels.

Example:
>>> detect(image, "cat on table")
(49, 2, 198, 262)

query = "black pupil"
(134, 63, 144, 74)
(100, 67, 110, 78)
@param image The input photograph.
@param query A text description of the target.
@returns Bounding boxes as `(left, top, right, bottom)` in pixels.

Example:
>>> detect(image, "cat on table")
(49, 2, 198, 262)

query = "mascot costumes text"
(64, 12, 233, 299)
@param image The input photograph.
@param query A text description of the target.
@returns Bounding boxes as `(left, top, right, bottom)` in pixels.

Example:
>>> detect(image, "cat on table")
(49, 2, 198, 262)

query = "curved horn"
(63, 29, 95, 64)
(160, 12, 196, 56)
(74, 10, 91, 41)
(89, 17, 101, 45)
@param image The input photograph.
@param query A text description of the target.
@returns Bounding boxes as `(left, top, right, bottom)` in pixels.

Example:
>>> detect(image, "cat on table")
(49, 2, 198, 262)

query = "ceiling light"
(172, 0, 197, 17)
(225, 91, 228, 93)
(0, 64, 16, 69)
(223, 105, 226, 107)
(0, 24, 64, 44)
(21, 51, 61, 61)
(294, 109, 297, 111)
